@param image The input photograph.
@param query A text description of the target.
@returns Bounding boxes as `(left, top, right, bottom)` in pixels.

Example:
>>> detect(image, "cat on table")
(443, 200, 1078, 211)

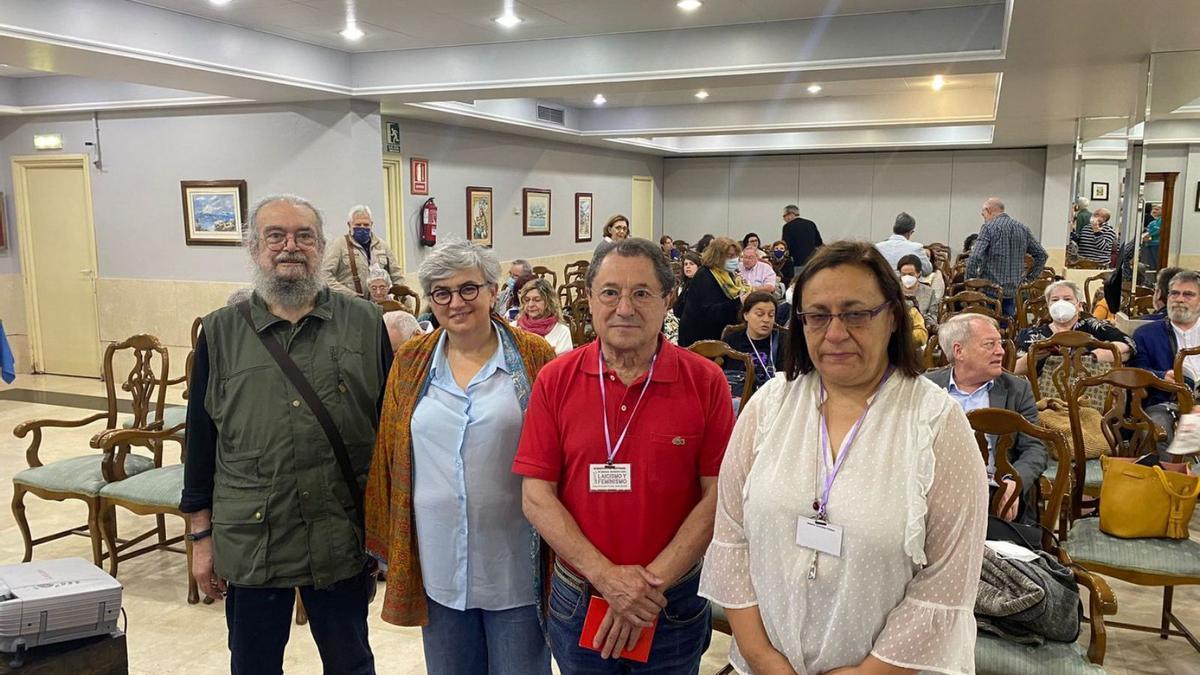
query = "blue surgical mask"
(351, 228, 372, 247)
(772, 250, 784, 259)
(724, 258, 739, 273)
(507, 277, 516, 289)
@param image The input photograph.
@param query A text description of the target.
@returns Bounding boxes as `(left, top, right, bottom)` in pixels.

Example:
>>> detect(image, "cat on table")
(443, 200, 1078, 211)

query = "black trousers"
(226, 569, 376, 675)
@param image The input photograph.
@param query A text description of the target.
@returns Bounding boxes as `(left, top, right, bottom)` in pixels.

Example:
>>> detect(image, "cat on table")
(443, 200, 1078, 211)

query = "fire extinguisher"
(420, 198, 438, 247)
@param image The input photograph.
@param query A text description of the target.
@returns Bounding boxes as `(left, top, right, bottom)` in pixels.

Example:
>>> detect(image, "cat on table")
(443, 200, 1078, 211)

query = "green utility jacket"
(202, 288, 387, 589)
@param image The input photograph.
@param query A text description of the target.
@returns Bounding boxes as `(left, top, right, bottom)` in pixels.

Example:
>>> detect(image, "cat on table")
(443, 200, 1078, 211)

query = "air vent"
(536, 104, 565, 125)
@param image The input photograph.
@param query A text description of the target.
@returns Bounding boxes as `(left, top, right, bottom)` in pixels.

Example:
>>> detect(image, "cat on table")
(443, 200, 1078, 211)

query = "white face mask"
(1049, 299, 1077, 323)
(900, 274, 918, 289)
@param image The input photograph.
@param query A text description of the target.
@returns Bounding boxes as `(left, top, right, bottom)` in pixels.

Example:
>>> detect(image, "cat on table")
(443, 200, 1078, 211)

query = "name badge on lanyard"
(591, 347, 657, 493)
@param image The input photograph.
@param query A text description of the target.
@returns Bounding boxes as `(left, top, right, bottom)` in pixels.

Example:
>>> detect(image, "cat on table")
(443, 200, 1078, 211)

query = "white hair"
(1075, 197, 1090, 208)
(417, 238, 502, 297)
(938, 313, 999, 364)
(383, 310, 419, 344)
(1043, 279, 1081, 304)
(347, 204, 373, 222)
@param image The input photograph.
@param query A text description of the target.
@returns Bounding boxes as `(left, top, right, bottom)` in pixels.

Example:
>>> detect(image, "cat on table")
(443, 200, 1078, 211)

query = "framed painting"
(1090, 181, 1109, 201)
(466, 186, 493, 246)
(181, 180, 247, 246)
(523, 188, 551, 236)
(574, 192, 593, 243)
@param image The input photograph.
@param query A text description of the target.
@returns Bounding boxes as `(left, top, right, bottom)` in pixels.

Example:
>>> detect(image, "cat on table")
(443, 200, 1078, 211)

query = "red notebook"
(578, 595, 657, 663)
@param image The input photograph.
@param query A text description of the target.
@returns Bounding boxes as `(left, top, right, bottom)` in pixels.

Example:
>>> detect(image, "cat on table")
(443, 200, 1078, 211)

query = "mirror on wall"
(1067, 116, 1134, 271)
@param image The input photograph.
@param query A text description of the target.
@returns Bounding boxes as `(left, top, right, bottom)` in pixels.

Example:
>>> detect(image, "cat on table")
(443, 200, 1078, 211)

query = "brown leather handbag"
(1098, 456, 1200, 539)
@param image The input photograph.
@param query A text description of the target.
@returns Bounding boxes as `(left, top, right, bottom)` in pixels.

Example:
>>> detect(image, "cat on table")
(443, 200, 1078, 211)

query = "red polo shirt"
(513, 338, 734, 570)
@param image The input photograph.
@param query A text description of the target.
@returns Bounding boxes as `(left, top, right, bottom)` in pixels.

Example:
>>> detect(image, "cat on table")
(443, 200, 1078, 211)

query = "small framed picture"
(574, 193, 593, 243)
(523, 188, 551, 236)
(466, 186, 493, 247)
(1090, 181, 1109, 201)
(180, 180, 247, 246)
(410, 157, 429, 195)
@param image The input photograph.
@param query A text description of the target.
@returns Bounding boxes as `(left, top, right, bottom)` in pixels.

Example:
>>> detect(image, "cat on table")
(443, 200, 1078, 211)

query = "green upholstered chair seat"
(14, 454, 156, 496)
(975, 634, 1104, 675)
(1065, 518, 1200, 577)
(99, 464, 184, 508)
(120, 406, 186, 440)
(1043, 460, 1103, 490)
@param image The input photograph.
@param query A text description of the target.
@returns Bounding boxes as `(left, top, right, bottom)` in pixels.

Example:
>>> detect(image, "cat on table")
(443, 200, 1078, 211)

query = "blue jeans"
(548, 566, 711, 674)
(225, 569, 375, 675)
(421, 597, 551, 675)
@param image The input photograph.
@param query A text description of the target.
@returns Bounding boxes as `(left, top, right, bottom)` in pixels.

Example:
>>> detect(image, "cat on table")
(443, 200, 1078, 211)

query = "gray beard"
(252, 265, 324, 310)
(1170, 306, 1198, 325)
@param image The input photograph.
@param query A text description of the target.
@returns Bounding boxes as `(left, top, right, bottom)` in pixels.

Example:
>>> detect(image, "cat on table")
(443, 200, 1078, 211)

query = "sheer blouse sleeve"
(698, 378, 776, 608)
(871, 403, 987, 675)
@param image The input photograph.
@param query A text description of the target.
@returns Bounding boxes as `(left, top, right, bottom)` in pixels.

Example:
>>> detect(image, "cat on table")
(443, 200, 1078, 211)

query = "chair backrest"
(688, 340, 755, 414)
(1025, 330, 1122, 402)
(389, 284, 422, 316)
(961, 278, 1004, 298)
(1083, 272, 1110, 313)
(720, 323, 790, 341)
(1015, 278, 1052, 330)
(103, 334, 171, 433)
(965, 408, 1072, 546)
(533, 266, 559, 288)
(559, 278, 587, 310)
(1071, 367, 1195, 461)
(378, 299, 406, 313)
(563, 260, 589, 285)
(1126, 294, 1156, 317)
(1071, 258, 1103, 270)
(564, 295, 595, 347)
(939, 290, 1002, 322)
(1174, 345, 1200, 385)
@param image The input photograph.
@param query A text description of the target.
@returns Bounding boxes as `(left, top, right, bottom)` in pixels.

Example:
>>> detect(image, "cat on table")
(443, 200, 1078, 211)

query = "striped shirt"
(965, 213, 1048, 295)
(1075, 224, 1116, 265)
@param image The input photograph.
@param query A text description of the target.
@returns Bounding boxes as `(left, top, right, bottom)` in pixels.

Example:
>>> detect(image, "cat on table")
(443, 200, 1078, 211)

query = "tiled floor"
(1, 374, 1197, 674)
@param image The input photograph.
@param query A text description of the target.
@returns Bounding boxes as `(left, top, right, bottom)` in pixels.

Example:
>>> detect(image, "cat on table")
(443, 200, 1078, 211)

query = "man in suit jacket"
(780, 204, 823, 271)
(926, 313, 1048, 525)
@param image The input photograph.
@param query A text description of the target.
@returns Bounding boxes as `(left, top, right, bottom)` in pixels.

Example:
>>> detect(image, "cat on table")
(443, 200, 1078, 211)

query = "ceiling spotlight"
(807, 84, 822, 94)
(494, 12, 523, 27)
(593, 94, 607, 105)
(694, 89, 709, 100)
(931, 74, 945, 91)
(340, 23, 364, 40)
(209, 0, 233, 5)
(677, 0, 703, 10)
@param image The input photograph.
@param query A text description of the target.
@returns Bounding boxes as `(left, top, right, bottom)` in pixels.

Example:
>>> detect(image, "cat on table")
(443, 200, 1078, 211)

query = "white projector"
(0, 558, 122, 661)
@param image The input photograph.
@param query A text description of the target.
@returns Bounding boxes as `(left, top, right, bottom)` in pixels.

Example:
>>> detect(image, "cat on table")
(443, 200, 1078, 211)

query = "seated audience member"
(957, 233, 979, 264)
(496, 259, 533, 314)
(695, 233, 715, 254)
(928, 314, 1047, 524)
(660, 234, 678, 260)
(382, 309, 421, 352)
(742, 232, 762, 250)
(512, 277, 574, 355)
(1091, 289, 1112, 321)
(722, 292, 785, 397)
(897, 254, 938, 330)
(678, 237, 749, 346)
(875, 211, 933, 274)
(667, 251, 704, 345)
(1014, 280, 1134, 375)
(1131, 270, 1200, 458)
(908, 300, 928, 347)
(367, 266, 393, 304)
(700, 240, 986, 675)
(770, 240, 794, 285)
(504, 271, 539, 321)
(737, 245, 778, 294)
(1072, 208, 1117, 266)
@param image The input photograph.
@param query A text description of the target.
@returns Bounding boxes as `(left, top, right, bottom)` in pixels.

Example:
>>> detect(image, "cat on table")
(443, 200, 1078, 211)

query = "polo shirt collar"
(582, 335, 679, 383)
(247, 285, 333, 332)
(948, 367, 994, 397)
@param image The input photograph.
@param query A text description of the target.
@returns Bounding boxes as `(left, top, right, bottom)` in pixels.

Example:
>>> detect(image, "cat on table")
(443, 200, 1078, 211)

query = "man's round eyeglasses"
(795, 301, 891, 330)
(592, 287, 665, 308)
(430, 282, 485, 306)
(264, 230, 319, 250)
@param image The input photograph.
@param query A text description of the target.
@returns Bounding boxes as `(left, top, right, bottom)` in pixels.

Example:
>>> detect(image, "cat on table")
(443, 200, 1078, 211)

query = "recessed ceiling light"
(931, 74, 945, 91)
(807, 84, 822, 94)
(694, 89, 709, 100)
(209, 0, 232, 6)
(593, 94, 607, 105)
(677, 0, 703, 11)
(340, 23, 364, 40)
(494, 12, 523, 28)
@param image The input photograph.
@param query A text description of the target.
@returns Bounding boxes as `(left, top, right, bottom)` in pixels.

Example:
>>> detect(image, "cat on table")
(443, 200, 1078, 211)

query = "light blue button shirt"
(411, 326, 535, 611)
(946, 369, 998, 483)
(874, 234, 933, 275)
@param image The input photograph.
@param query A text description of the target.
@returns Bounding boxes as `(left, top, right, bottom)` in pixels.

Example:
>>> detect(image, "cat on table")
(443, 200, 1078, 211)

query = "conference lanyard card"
(589, 463, 632, 492)
(796, 517, 843, 557)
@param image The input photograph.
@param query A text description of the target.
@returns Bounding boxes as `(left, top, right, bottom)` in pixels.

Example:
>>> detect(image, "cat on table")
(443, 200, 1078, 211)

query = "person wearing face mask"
(1013, 280, 1134, 376)
(769, 241, 794, 286)
(896, 254, 938, 331)
(1131, 270, 1200, 458)
(677, 237, 749, 347)
(322, 205, 406, 299)
(722, 292, 786, 398)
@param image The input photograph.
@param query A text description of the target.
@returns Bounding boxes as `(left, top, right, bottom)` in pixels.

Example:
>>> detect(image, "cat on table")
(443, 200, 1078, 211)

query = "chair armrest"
(13, 412, 109, 468)
(92, 423, 186, 482)
(1062, 553, 1116, 665)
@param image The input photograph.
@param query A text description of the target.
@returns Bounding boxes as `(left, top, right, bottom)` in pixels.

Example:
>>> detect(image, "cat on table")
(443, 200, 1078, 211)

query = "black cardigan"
(677, 267, 742, 347)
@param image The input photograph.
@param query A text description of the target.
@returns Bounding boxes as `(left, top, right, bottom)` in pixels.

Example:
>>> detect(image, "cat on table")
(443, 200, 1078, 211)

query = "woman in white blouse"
(700, 241, 987, 675)
(511, 277, 574, 355)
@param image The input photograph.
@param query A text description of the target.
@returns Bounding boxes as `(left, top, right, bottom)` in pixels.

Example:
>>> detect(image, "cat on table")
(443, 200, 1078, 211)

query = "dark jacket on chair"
(925, 368, 1048, 525)
(677, 267, 741, 347)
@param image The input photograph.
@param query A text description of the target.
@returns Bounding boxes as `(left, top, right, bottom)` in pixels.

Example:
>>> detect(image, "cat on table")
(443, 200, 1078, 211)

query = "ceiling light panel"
(677, 0, 703, 11)
(694, 90, 709, 100)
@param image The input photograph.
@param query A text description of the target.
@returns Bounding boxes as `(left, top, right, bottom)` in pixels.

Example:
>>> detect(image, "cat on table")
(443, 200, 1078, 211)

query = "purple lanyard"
(597, 346, 658, 466)
(815, 368, 893, 521)
(746, 334, 776, 380)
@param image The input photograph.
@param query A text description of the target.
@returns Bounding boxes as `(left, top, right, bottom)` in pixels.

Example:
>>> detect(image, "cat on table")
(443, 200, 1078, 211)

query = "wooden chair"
(532, 266, 558, 288)
(938, 290, 1002, 323)
(565, 295, 595, 348)
(1014, 278, 1051, 330)
(559, 280, 587, 317)
(12, 335, 171, 567)
(958, 277, 1004, 299)
(1024, 331, 1122, 403)
(1126, 294, 1156, 317)
(378, 299, 406, 313)
(563, 260, 588, 286)
(1060, 368, 1200, 652)
(388, 284, 421, 315)
(688, 340, 755, 414)
(1173, 345, 1200, 386)
(1083, 273, 1110, 314)
(1072, 258, 1104, 270)
(670, 261, 682, 282)
(965, 409, 1115, 669)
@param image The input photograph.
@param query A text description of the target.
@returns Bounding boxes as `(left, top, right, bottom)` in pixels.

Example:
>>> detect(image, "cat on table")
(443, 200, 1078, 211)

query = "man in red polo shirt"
(514, 238, 735, 674)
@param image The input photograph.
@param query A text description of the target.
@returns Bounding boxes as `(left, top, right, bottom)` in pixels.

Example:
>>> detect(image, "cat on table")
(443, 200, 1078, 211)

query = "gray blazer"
(925, 368, 1049, 524)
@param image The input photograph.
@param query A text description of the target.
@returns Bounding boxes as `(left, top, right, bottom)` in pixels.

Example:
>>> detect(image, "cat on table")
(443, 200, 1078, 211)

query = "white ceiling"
(128, 0, 997, 52)
(0, 64, 49, 78)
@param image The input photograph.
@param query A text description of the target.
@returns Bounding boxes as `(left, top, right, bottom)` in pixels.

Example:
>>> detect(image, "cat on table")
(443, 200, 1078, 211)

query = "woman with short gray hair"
(1013, 278, 1134, 375)
(364, 239, 556, 674)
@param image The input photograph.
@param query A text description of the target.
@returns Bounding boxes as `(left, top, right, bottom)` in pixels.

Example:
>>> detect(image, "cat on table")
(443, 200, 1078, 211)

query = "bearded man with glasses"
(514, 237, 735, 674)
(181, 194, 392, 674)
(1132, 269, 1200, 459)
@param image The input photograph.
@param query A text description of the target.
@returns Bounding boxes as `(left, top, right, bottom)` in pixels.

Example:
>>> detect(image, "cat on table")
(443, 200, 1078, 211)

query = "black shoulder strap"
(235, 301, 364, 526)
